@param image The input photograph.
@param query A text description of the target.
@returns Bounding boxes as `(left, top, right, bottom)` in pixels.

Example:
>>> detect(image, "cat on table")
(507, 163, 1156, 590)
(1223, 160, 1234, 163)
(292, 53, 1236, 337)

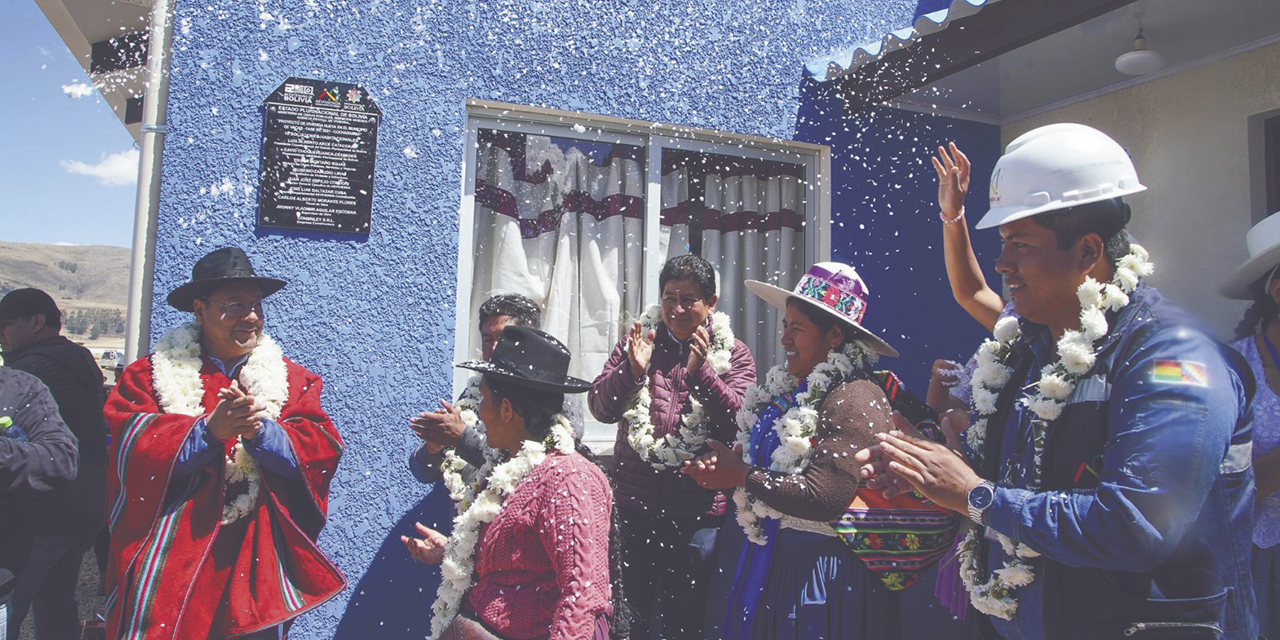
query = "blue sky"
(0, 1, 139, 248)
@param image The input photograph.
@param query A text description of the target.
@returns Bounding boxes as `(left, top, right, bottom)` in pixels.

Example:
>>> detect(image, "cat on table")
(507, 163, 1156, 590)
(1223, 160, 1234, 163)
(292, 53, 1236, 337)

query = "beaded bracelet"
(940, 209, 965, 226)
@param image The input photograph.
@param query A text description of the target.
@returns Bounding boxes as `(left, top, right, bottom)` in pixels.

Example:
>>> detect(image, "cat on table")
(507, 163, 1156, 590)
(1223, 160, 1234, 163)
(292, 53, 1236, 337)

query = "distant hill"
(0, 241, 129, 311)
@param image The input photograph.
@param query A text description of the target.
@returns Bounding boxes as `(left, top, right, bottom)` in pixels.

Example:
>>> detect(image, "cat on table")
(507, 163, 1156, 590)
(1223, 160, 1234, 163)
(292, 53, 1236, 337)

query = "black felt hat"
(0, 288, 61, 323)
(166, 247, 287, 311)
(458, 326, 591, 393)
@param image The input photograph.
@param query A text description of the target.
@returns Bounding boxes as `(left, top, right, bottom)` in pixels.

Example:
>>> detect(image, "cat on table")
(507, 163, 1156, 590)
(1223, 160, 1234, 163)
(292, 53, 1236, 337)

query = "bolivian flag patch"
(1152, 360, 1208, 386)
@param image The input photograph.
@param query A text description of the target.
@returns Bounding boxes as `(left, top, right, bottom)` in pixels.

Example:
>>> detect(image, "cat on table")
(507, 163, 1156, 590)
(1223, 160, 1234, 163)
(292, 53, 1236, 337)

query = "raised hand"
(933, 142, 971, 223)
(627, 320, 655, 380)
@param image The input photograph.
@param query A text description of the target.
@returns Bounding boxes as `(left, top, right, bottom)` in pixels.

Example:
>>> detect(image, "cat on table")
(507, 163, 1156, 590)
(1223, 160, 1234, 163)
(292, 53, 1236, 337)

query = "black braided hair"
(1235, 286, 1279, 340)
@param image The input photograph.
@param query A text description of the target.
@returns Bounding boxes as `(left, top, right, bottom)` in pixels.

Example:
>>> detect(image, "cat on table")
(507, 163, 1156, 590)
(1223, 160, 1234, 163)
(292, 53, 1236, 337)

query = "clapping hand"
(627, 320, 655, 379)
(208, 380, 268, 442)
(687, 326, 711, 375)
(927, 359, 970, 415)
(409, 400, 467, 454)
(855, 411, 975, 513)
(680, 440, 749, 490)
(401, 522, 449, 565)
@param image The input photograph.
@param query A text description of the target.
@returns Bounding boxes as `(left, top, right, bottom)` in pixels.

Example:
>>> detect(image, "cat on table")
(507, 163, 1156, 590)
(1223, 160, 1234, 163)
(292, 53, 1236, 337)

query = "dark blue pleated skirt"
(743, 529, 900, 640)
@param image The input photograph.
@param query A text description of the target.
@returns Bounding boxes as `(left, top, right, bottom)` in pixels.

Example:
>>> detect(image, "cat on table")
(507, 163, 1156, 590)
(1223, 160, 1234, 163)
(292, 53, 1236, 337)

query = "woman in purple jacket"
(589, 254, 756, 640)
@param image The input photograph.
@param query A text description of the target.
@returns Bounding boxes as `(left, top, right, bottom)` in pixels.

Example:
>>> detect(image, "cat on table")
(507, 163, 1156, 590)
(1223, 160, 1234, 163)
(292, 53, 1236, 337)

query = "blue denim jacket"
(975, 284, 1256, 640)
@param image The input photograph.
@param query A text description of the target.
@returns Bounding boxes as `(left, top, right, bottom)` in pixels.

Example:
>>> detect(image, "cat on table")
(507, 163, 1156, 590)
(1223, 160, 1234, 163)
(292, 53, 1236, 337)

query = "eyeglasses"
(199, 299, 264, 319)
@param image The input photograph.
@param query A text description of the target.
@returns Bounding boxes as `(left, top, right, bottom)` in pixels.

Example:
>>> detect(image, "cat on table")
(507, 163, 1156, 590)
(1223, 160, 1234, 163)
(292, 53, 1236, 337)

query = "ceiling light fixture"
(1115, 28, 1165, 76)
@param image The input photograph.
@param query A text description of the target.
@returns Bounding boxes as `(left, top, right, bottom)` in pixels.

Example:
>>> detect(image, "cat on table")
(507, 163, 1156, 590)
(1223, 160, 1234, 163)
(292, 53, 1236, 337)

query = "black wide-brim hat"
(458, 325, 591, 394)
(167, 247, 288, 311)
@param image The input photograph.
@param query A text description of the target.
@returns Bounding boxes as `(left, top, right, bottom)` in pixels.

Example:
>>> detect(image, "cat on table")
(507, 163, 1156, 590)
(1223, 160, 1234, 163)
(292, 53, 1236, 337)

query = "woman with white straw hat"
(682, 262, 954, 640)
(1222, 212, 1280, 640)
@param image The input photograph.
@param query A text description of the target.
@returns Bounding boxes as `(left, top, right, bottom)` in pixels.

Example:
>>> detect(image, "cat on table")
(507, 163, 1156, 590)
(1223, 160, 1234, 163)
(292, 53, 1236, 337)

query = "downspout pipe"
(124, 0, 174, 364)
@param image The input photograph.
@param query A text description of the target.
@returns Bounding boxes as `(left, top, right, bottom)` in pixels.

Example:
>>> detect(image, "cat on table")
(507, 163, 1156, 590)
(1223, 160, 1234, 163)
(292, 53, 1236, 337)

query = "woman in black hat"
(403, 326, 629, 640)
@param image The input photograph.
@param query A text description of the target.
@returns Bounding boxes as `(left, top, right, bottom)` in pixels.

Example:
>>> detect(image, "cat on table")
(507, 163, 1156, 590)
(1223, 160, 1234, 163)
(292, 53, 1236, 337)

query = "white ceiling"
(897, 0, 1280, 124)
(34, 0, 151, 138)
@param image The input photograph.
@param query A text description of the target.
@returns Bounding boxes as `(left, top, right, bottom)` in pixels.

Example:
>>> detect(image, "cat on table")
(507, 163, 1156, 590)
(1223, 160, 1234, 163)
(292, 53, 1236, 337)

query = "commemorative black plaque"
(258, 77, 380, 234)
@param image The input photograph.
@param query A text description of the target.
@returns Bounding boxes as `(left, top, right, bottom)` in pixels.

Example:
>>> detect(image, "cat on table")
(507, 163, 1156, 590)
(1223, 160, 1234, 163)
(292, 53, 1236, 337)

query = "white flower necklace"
(623, 305, 735, 469)
(959, 242, 1153, 619)
(151, 321, 289, 525)
(428, 416, 576, 640)
(439, 375, 501, 508)
(731, 341, 876, 545)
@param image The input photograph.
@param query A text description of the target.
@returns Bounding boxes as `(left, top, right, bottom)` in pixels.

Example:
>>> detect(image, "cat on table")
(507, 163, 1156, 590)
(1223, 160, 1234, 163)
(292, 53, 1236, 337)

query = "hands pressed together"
(207, 380, 268, 442)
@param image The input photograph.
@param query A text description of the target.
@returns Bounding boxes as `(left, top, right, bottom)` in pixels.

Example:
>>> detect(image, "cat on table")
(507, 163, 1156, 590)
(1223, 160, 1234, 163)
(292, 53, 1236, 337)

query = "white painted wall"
(1002, 41, 1280, 341)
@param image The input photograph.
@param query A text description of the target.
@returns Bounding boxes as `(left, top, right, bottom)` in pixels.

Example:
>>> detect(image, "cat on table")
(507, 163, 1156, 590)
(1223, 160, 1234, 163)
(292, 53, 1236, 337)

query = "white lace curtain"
(469, 132, 805, 383)
(468, 130, 650, 383)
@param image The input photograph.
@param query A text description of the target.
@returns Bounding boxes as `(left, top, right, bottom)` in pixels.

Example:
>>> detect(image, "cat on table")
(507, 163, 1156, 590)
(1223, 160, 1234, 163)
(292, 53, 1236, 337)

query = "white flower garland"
(623, 305, 735, 469)
(439, 375, 499, 508)
(151, 321, 288, 525)
(731, 341, 877, 545)
(959, 243, 1153, 619)
(428, 416, 576, 640)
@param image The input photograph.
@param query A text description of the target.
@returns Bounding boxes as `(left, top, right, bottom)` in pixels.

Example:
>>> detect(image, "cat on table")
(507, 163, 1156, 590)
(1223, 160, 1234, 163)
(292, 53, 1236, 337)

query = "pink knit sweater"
(467, 451, 613, 640)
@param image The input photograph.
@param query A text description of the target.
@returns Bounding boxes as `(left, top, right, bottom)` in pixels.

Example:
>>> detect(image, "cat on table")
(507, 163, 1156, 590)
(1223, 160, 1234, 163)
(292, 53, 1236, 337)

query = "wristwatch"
(967, 480, 996, 525)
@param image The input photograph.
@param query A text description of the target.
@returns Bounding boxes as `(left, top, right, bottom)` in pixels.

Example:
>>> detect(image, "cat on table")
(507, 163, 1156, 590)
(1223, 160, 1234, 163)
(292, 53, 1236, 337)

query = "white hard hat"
(976, 123, 1147, 230)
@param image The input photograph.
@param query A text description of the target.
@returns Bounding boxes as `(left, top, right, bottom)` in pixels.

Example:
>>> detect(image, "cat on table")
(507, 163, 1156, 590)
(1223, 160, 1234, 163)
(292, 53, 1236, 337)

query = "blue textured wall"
(150, 1, 923, 637)
(797, 79, 1003, 396)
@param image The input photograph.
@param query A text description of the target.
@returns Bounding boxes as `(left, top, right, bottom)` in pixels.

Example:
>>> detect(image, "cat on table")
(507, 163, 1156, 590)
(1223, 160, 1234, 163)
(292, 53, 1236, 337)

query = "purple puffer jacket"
(589, 321, 755, 518)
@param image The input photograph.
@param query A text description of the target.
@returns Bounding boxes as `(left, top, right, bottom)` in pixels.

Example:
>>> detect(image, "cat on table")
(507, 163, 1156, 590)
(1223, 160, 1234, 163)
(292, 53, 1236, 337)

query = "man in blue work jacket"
(860, 123, 1256, 640)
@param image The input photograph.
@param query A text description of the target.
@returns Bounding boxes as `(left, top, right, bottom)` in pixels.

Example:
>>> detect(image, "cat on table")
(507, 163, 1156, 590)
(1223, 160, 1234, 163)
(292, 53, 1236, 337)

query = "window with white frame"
(454, 100, 830, 447)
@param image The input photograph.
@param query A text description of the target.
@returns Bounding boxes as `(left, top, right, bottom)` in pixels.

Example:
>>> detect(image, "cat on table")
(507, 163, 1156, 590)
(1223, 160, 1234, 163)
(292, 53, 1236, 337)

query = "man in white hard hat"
(859, 123, 1256, 639)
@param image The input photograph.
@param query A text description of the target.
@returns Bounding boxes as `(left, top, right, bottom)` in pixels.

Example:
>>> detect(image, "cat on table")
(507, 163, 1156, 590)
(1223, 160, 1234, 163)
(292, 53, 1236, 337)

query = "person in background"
(408, 294, 584, 494)
(589, 254, 756, 640)
(1222, 211, 1280, 639)
(104, 247, 346, 639)
(0, 366, 78, 640)
(860, 123, 1256, 639)
(0, 288, 106, 639)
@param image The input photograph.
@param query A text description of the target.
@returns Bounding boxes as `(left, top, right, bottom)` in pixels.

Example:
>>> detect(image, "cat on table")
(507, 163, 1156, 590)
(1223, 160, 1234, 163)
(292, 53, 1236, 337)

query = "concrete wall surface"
(1003, 40, 1280, 341)
(147, 1, 925, 637)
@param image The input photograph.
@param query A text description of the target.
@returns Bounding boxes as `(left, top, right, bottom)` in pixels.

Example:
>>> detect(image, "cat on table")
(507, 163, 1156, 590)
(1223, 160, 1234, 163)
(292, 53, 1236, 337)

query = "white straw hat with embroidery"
(745, 262, 898, 357)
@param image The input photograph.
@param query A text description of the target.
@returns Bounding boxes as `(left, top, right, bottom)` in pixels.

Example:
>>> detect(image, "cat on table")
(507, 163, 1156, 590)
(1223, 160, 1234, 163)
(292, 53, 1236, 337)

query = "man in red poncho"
(105, 247, 345, 639)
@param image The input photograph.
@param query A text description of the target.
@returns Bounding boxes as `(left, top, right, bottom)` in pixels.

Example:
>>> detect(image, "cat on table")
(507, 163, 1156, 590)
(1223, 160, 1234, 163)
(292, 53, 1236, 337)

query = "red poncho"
(104, 344, 345, 639)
